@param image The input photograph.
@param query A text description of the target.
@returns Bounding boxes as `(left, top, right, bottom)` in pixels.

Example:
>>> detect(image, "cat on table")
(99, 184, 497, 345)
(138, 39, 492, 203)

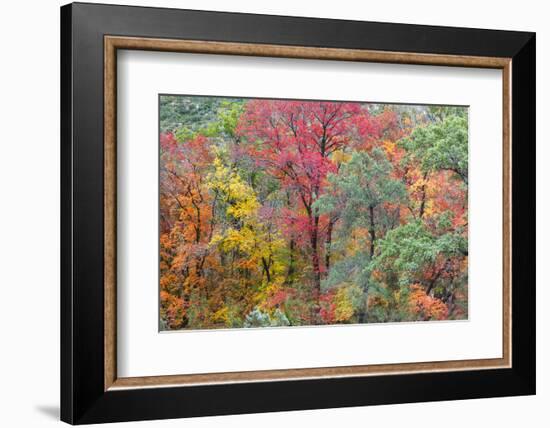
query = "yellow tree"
(207, 155, 286, 322)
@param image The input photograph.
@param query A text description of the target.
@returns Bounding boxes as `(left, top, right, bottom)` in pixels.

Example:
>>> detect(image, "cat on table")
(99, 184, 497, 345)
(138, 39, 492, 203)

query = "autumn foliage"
(159, 97, 468, 330)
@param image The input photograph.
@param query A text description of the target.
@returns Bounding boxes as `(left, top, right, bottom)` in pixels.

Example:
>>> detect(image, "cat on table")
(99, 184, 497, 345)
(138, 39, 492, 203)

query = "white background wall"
(0, 0, 545, 426)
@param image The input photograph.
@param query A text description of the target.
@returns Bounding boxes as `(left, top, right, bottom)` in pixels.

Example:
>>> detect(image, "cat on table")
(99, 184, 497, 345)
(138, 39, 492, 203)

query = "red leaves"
(265, 287, 295, 309)
(319, 291, 337, 324)
(237, 100, 381, 309)
(160, 131, 178, 154)
(158, 98, 468, 329)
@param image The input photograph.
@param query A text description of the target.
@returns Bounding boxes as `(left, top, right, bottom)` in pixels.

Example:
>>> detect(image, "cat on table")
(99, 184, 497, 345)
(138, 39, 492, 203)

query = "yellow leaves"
(211, 306, 229, 324)
(410, 176, 428, 191)
(207, 155, 262, 253)
(393, 289, 401, 303)
(423, 200, 435, 217)
(227, 196, 258, 221)
(332, 284, 364, 322)
(382, 140, 396, 156)
(210, 156, 227, 177)
(331, 149, 351, 165)
(207, 154, 286, 287)
(227, 227, 256, 253)
(334, 287, 354, 322)
(208, 156, 259, 222)
(213, 227, 256, 255)
(209, 233, 224, 249)
(343, 227, 370, 255)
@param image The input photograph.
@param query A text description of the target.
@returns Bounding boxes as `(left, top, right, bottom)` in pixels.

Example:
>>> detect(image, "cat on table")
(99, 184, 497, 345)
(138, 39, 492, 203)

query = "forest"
(159, 95, 468, 330)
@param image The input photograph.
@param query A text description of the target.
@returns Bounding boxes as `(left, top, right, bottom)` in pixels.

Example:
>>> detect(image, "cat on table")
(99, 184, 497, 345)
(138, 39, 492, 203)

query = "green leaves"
(170, 98, 245, 142)
(401, 114, 468, 183)
(243, 308, 290, 327)
(372, 218, 466, 287)
(315, 148, 407, 233)
(314, 147, 408, 316)
(159, 97, 469, 329)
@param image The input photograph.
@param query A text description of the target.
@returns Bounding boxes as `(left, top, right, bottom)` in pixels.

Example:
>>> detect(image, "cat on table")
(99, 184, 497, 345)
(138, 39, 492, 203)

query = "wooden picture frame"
(61, 2, 535, 424)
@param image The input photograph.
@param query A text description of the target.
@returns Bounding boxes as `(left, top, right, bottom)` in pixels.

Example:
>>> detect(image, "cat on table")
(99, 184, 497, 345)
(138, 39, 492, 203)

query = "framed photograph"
(61, 2, 535, 424)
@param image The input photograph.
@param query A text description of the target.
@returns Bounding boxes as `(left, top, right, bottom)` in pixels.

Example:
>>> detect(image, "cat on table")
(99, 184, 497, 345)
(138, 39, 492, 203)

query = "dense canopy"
(159, 96, 468, 330)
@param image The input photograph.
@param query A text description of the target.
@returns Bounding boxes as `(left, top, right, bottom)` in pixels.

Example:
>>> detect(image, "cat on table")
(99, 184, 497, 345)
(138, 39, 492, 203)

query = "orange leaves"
(370, 269, 384, 282)
(408, 284, 448, 321)
(159, 131, 220, 329)
(158, 98, 468, 330)
(160, 290, 185, 329)
(368, 295, 389, 309)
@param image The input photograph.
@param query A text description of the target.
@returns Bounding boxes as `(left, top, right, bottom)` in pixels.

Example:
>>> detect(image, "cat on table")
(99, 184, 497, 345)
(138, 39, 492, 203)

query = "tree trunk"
(285, 190, 296, 284)
(356, 283, 369, 323)
(286, 238, 295, 284)
(310, 215, 321, 321)
(324, 218, 335, 276)
(368, 205, 376, 258)
(419, 172, 428, 218)
(261, 256, 272, 283)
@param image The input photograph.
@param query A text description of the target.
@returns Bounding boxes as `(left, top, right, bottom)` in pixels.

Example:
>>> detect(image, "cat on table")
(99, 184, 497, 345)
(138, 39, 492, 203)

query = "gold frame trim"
(104, 36, 512, 391)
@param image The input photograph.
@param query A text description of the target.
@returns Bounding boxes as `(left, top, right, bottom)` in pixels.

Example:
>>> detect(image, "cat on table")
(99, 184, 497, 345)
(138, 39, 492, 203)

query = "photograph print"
(159, 95, 469, 331)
